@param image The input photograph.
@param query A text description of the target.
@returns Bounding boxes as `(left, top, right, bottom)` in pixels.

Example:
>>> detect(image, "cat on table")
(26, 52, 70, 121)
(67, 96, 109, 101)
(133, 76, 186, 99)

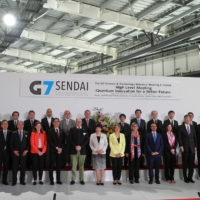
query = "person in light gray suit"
(59, 110, 76, 167)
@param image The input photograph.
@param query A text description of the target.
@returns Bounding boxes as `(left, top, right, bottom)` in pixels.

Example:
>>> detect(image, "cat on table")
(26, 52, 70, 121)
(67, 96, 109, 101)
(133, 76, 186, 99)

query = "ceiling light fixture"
(3, 13, 16, 27)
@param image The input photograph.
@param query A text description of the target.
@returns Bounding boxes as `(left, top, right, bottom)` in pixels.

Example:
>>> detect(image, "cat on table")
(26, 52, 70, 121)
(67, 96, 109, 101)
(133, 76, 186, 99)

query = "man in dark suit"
(146, 123, 163, 184)
(130, 109, 146, 137)
(118, 113, 130, 167)
(179, 114, 197, 183)
(41, 108, 54, 168)
(69, 118, 89, 185)
(82, 110, 95, 167)
(147, 110, 163, 134)
(0, 120, 12, 185)
(188, 112, 197, 127)
(48, 118, 65, 185)
(10, 121, 29, 186)
(163, 110, 178, 135)
(196, 123, 200, 179)
(24, 110, 38, 168)
(41, 108, 54, 133)
(8, 111, 19, 131)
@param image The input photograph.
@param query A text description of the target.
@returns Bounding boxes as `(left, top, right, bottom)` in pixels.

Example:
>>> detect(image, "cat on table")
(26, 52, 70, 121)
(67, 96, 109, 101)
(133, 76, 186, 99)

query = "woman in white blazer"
(90, 125, 108, 185)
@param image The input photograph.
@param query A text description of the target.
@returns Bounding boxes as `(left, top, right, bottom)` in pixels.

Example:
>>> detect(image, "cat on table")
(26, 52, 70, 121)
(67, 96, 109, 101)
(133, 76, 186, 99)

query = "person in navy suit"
(146, 123, 163, 184)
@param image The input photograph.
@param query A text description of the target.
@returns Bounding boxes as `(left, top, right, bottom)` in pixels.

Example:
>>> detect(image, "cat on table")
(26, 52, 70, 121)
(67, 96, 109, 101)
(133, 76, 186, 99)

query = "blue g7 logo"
(29, 81, 54, 95)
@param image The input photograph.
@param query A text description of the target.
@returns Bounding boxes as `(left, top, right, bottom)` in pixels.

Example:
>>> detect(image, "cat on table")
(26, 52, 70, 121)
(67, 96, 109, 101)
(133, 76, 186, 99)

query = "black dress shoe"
(80, 181, 85, 185)
(130, 180, 134, 184)
(20, 182, 26, 185)
(155, 180, 160, 184)
(135, 180, 140, 184)
(117, 181, 122, 185)
(70, 181, 75, 185)
(56, 181, 62, 185)
(100, 183, 104, 185)
(39, 181, 44, 185)
(12, 182, 16, 186)
(33, 182, 36, 185)
(188, 178, 195, 183)
(113, 182, 117, 185)
(96, 183, 100, 185)
(184, 178, 189, 183)
(149, 180, 153, 184)
(50, 181, 54, 185)
(2, 181, 9, 185)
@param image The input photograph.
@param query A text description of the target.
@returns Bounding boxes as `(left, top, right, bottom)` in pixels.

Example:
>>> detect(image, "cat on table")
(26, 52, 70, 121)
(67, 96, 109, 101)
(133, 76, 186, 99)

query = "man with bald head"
(41, 108, 54, 133)
(69, 118, 89, 185)
(60, 110, 76, 167)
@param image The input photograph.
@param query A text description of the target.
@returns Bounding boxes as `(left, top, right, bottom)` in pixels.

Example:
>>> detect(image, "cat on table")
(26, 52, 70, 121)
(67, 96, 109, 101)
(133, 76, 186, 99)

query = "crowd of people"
(0, 108, 199, 186)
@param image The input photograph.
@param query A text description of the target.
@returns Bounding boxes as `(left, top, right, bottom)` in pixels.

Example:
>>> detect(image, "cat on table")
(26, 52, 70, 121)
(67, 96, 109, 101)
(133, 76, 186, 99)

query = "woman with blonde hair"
(109, 124, 125, 185)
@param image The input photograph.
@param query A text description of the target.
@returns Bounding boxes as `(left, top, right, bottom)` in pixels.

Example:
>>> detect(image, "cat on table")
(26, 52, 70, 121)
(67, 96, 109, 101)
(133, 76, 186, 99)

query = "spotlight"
(3, 13, 16, 26)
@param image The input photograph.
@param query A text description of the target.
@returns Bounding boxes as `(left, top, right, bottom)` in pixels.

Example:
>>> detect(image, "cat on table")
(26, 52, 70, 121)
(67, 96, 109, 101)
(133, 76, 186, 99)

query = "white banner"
(20, 78, 181, 100)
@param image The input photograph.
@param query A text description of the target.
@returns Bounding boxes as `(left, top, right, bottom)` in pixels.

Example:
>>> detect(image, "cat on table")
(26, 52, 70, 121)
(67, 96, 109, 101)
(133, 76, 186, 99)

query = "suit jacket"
(24, 119, 39, 134)
(82, 118, 96, 137)
(30, 131, 47, 154)
(118, 122, 130, 139)
(0, 130, 12, 154)
(68, 127, 89, 155)
(191, 121, 197, 128)
(125, 130, 144, 154)
(146, 132, 163, 156)
(41, 117, 54, 133)
(89, 133, 108, 155)
(8, 120, 18, 131)
(178, 124, 197, 153)
(147, 119, 163, 134)
(196, 124, 200, 148)
(10, 130, 29, 154)
(48, 128, 65, 153)
(162, 132, 177, 155)
(163, 119, 179, 135)
(59, 118, 76, 136)
(109, 133, 126, 157)
(130, 118, 146, 136)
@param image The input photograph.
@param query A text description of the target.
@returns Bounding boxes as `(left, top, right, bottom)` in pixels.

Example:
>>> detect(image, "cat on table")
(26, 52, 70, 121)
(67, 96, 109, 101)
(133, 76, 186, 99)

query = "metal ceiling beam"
(119, 0, 140, 13)
(137, 0, 173, 20)
(0, 61, 39, 73)
(100, 0, 115, 11)
(20, 30, 117, 56)
(43, 0, 167, 34)
(55, 49, 77, 59)
(74, 26, 200, 74)
(155, 4, 200, 30)
(2, 48, 69, 66)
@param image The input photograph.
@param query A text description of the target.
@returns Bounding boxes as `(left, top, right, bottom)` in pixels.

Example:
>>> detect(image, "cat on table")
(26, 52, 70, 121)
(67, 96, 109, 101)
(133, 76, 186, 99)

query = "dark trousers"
(129, 156, 140, 181)
(148, 155, 161, 181)
(31, 153, 45, 180)
(49, 152, 62, 182)
(111, 157, 123, 180)
(197, 148, 200, 176)
(182, 150, 195, 179)
(0, 151, 10, 182)
(26, 152, 31, 169)
(164, 153, 176, 180)
(106, 145, 111, 167)
(45, 145, 50, 168)
(124, 156, 128, 167)
(12, 154, 27, 183)
(85, 144, 92, 167)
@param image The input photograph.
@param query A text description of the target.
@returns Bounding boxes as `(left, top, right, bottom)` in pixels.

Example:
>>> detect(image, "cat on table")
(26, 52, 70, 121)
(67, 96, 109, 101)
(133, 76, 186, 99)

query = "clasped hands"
(75, 146, 81, 151)
(151, 152, 159, 156)
(13, 150, 28, 156)
(95, 149, 103, 154)
(57, 148, 62, 154)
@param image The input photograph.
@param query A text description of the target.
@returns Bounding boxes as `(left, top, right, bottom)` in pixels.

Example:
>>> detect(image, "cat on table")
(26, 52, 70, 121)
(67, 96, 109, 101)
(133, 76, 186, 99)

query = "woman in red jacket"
(30, 121, 47, 185)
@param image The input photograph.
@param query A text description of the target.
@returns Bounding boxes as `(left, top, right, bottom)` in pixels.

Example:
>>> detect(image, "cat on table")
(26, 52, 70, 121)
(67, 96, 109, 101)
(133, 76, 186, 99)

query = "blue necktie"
(153, 133, 156, 143)
(137, 119, 140, 127)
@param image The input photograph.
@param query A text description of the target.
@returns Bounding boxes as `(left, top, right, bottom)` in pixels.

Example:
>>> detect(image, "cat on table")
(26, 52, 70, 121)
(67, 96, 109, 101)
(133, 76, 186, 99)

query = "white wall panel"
(146, 63, 153, 76)
(121, 68, 130, 75)
(153, 61, 163, 76)
(163, 59, 174, 76)
(187, 52, 200, 71)
(136, 65, 145, 76)
(130, 66, 136, 75)
(175, 55, 187, 72)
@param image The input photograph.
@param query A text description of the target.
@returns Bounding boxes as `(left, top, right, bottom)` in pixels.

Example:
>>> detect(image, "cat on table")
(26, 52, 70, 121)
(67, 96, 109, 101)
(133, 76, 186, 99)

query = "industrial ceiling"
(0, 0, 200, 74)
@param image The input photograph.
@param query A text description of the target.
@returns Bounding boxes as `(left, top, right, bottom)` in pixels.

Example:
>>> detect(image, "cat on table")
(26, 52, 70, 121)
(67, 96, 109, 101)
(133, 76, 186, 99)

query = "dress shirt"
(47, 117, 52, 126)
(3, 130, 7, 149)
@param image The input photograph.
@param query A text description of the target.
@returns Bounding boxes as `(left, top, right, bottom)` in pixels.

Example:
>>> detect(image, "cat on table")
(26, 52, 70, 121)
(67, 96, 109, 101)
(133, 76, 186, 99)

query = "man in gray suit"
(59, 110, 76, 167)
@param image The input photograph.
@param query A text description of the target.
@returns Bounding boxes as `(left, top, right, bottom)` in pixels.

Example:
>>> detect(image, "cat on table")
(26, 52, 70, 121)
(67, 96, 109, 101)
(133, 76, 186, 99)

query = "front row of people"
(0, 114, 197, 186)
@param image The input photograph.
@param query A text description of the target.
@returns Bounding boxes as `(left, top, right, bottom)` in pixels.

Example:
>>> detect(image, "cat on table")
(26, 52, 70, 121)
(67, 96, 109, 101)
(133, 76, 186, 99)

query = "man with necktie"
(69, 118, 89, 185)
(179, 114, 197, 183)
(118, 114, 130, 168)
(48, 118, 65, 185)
(147, 110, 163, 134)
(163, 110, 179, 136)
(8, 111, 20, 131)
(0, 120, 12, 185)
(10, 121, 29, 186)
(59, 110, 76, 167)
(188, 112, 197, 128)
(82, 110, 95, 168)
(24, 110, 38, 169)
(146, 123, 163, 184)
